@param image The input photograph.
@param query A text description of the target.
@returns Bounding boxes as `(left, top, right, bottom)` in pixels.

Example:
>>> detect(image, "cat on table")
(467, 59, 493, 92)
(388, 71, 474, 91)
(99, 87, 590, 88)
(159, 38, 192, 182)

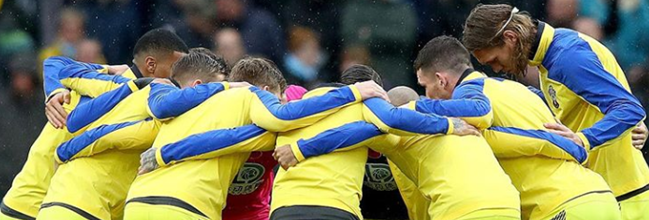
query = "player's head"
(340, 64, 383, 87)
(387, 86, 420, 107)
(462, 4, 535, 77)
(228, 57, 287, 97)
(414, 36, 471, 99)
(189, 47, 230, 81)
(133, 28, 189, 78)
(170, 50, 224, 88)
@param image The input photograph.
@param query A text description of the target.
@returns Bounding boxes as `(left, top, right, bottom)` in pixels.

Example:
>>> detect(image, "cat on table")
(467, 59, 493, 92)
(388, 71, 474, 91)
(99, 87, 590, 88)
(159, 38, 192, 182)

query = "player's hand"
(108, 65, 129, 75)
(273, 144, 298, 170)
(544, 123, 584, 148)
(151, 78, 173, 86)
(354, 80, 390, 102)
(138, 147, 159, 175)
(45, 90, 71, 129)
(632, 122, 648, 150)
(450, 118, 480, 136)
(229, 81, 252, 89)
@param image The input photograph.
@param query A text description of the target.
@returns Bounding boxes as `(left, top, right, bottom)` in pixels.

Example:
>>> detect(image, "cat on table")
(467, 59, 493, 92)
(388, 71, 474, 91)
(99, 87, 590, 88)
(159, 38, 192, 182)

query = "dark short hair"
(189, 47, 230, 76)
(228, 57, 287, 93)
(171, 50, 223, 83)
(340, 64, 383, 87)
(133, 28, 189, 59)
(413, 36, 471, 75)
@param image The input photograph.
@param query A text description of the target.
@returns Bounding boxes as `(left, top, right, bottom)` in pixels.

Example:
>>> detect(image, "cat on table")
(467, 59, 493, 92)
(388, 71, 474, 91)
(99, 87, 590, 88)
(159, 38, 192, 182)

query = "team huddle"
(1, 3, 649, 220)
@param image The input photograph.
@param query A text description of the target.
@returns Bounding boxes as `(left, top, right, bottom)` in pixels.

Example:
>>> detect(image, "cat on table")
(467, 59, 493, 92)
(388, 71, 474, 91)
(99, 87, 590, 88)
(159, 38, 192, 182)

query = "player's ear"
(262, 85, 270, 91)
(435, 72, 446, 87)
(145, 56, 157, 75)
(503, 30, 518, 45)
(191, 79, 203, 87)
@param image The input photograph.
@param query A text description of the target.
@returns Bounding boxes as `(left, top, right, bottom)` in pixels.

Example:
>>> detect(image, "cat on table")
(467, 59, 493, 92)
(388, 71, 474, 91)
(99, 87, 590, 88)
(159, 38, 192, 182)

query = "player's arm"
(153, 124, 276, 167)
(548, 49, 646, 149)
(484, 126, 588, 164)
(42, 56, 108, 101)
(146, 82, 230, 120)
(362, 98, 455, 136)
(55, 119, 159, 163)
(273, 121, 384, 169)
(249, 85, 362, 132)
(66, 78, 153, 134)
(58, 61, 132, 98)
(410, 80, 494, 130)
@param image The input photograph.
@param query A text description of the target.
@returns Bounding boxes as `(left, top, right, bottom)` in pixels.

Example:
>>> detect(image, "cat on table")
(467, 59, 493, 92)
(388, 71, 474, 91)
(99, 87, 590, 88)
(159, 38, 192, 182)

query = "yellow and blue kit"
(39, 73, 231, 220)
(149, 86, 455, 220)
(271, 85, 519, 220)
(0, 56, 137, 220)
(528, 21, 649, 217)
(289, 121, 521, 220)
(410, 69, 619, 219)
(124, 85, 368, 220)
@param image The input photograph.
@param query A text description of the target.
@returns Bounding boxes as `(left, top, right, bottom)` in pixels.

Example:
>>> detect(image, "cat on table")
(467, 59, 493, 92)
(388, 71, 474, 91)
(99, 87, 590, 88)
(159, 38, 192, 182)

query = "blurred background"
(0, 0, 648, 197)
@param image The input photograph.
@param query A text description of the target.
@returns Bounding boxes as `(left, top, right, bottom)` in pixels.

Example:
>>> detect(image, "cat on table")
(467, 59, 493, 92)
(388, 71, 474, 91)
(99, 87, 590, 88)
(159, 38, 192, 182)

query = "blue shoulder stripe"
(298, 121, 383, 159)
(364, 98, 449, 134)
(159, 124, 267, 164)
(488, 126, 588, 163)
(66, 83, 137, 134)
(250, 86, 356, 120)
(57, 119, 148, 162)
(60, 64, 131, 84)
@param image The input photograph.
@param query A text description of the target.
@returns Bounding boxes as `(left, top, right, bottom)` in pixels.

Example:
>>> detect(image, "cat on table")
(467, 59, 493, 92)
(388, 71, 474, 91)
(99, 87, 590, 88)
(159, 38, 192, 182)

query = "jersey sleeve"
(154, 124, 276, 167)
(361, 98, 452, 136)
(291, 121, 384, 162)
(249, 85, 362, 132)
(552, 48, 646, 149)
(147, 82, 230, 120)
(484, 126, 588, 163)
(411, 80, 494, 129)
(55, 119, 159, 163)
(58, 60, 131, 98)
(66, 79, 152, 135)
(42, 56, 109, 101)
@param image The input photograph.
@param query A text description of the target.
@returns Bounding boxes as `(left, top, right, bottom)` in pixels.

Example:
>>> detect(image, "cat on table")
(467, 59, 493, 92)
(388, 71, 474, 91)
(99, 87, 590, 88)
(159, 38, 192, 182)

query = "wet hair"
(228, 57, 287, 93)
(171, 50, 223, 84)
(414, 36, 472, 76)
(133, 28, 189, 60)
(189, 47, 230, 76)
(462, 4, 536, 76)
(340, 64, 383, 87)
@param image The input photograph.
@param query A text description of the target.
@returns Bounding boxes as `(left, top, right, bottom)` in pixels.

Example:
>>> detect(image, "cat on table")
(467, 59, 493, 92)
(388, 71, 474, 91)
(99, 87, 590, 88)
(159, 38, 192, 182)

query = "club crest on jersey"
(364, 163, 397, 191)
(548, 85, 560, 108)
(229, 162, 265, 195)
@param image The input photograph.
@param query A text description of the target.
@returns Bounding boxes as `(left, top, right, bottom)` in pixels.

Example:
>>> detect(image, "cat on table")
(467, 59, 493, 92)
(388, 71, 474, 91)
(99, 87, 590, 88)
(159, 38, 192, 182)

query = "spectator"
(167, 0, 217, 48)
(572, 17, 604, 41)
(0, 52, 46, 197)
(340, 45, 371, 73)
(283, 26, 326, 88)
(341, 0, 417, 88)
(214, 28, 246, 68)
(546, 0, 578, 28)
(215, 0, 285, 62)
(75, 39, 106, 64)
(38, 7, 85, 65)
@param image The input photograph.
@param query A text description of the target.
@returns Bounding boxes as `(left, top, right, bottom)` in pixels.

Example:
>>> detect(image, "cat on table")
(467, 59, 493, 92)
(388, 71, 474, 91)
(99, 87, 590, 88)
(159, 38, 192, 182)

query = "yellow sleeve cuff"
(576, 132, 591, 150)
(97, 65, 110, 74)
(290, 142, 306, 162)
(155, 148, 168, 167)
(46, 88, 69, 103)
(126, 80, 139, 92)
(222, 81, 230, 90)
(446, 118, 455, 135)
(407, 101, 417, 110)
(349, 85, 362, 102)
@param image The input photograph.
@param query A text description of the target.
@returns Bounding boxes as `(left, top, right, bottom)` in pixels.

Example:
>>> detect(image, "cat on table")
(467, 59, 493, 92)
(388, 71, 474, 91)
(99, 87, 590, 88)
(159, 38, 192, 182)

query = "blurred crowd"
(1, 0, 649, 197)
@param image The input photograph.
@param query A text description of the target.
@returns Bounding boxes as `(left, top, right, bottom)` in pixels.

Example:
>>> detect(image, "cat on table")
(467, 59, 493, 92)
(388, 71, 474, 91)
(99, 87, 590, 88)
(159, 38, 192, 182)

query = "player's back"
(272, 87, 370, 218)
(478, 76, 612, 219)
(127, 87, 276, 220)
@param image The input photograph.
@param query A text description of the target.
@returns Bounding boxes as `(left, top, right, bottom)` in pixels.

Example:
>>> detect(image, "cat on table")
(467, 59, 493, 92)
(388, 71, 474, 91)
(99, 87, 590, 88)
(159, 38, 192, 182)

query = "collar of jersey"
(456, 68, 486, 88)
(528, 21, 555, 66)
